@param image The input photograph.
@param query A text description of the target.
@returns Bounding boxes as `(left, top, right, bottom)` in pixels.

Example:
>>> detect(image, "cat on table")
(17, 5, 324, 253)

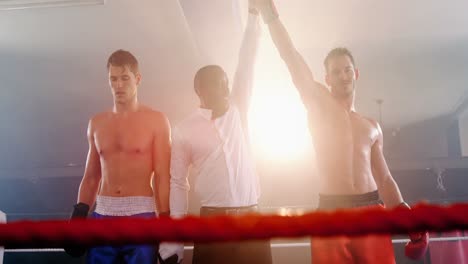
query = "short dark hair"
(194, 65, 227, 91)
(323, 47, 356, 71)
(107, 49, 139, 75)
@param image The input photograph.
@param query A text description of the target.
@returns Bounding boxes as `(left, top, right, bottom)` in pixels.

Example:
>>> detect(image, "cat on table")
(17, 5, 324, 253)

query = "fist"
(251, 0, 278, 23)
(405, 231, 429, 260)
(249, 0, 272, 9)
(159, 242, 184, 263)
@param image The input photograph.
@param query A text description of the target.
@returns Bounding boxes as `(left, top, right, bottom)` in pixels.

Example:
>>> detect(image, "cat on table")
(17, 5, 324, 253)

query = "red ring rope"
(1, 203, 467, 248)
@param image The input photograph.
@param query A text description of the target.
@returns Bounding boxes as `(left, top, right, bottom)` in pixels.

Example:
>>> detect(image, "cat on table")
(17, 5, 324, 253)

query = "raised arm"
(152, 112, 171, 215)
(254, 0, 330, 108)
(230, 7, 261, 125)
(77, 118, 102, 207)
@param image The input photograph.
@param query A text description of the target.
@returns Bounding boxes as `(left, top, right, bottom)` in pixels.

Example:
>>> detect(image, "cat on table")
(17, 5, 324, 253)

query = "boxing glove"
(405, 231, 429, 260)
(64, 202, 89, 257)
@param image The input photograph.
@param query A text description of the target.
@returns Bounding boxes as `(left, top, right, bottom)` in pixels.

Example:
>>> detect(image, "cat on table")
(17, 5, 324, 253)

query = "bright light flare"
(248, 32, 312, 161)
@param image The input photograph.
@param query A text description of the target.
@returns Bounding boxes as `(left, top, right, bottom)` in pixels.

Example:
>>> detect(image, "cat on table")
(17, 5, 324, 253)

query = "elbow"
(81, 173, 101, 188)
(277, 46, 298, 63)
(170, 178, 190, 192)
(278, 50, 292, 64)
(375, 176, 389, 190)
(376, 175, 397, 193)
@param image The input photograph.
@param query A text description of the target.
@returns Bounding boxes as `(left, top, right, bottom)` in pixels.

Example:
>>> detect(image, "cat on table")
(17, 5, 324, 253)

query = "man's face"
(196, 71, 229, 110)
(325, 55, 359, 98)
(108, 65, 141, 104)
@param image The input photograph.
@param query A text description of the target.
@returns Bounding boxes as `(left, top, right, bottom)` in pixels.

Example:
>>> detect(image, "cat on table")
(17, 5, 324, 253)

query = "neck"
(211, 104, 229, 119)
(336, 92, 356, 112)
(113, 98, 139, 113)
(201, 102, 230, 120)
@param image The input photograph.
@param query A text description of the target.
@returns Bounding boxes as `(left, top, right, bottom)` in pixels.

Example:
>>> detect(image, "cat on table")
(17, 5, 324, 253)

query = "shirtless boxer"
(65, 49, 171, 264)
(252, 0, 429, 263)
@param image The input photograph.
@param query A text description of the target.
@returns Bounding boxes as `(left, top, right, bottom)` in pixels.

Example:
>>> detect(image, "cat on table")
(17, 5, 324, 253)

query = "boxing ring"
(1, 203, 468, 263)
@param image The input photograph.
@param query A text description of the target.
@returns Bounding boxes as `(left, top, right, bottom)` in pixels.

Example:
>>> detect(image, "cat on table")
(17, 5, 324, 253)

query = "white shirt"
(170, 14, 261, 217)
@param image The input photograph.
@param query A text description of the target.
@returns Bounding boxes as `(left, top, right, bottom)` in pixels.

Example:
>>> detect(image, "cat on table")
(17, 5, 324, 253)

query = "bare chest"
(309, 110, 378, 151)
(94, 118, 154, 156)
(350, 114, 379, 155)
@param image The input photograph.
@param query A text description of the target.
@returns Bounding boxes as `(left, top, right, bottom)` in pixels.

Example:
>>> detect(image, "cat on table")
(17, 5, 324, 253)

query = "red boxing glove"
(405, 231, 429, 260)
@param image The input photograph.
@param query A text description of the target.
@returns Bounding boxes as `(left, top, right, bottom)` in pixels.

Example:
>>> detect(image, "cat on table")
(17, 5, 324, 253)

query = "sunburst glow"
(248, 32, 312, 161)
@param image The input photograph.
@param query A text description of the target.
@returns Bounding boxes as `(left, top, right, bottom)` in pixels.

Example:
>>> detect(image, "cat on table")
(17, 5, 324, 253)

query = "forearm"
(169, 129, 190, 217)
(237, 12, 261, 78)
(257, 0, 303, 78)
(382, 176, 429, 257)
(258, 1, 314, 94)
(240, 12, 261, 65)
(267, 18, 300, 69)
(77, 175, 101, 206)
(378, 176, 404, 208)
(156, 173, 170, 214)
(170, 179, 189, 218)
(231, 12, 261, 108)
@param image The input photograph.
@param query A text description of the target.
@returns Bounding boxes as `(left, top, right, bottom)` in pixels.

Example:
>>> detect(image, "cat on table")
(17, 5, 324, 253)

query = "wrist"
(249, 8, 259, 15)
(74, 202, 90, 211)
(71, 202, 90, 218)
(258, 1, 279, 24)
(399, 202, 411, 209)
(159, 211, 170, 217)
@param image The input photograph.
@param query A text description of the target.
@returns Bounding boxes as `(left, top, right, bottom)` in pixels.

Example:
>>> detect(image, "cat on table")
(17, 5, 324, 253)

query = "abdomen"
(99, 152, 154, 197)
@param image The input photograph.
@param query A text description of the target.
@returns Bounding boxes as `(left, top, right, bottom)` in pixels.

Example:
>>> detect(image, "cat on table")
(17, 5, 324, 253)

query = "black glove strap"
(71, 203, 90, 218)
(158, 253, 179, 264)
(157, 252, 166, 264)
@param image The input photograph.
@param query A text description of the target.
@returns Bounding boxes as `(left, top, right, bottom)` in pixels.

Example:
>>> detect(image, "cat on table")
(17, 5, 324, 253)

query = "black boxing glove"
(64, 202, 89, 257)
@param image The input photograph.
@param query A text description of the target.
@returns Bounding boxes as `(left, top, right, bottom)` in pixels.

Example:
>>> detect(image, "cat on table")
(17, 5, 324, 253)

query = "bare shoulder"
(303, 81, 329, 96)
(314, 81, 329, 91)
(363, 115, 379, 128)
(149, 109, 169, 123)
(89, 111, 112, 127)
(316, 81, 334, 101)
(143, 109, 171, 132)
(369, 118, 382, 134)
(137, 104, 154, 112)
(136, 105, 166, 120)
(354, 113, 383, 136)
(301, 81, 331, 108)
(357, 114, 384, 148)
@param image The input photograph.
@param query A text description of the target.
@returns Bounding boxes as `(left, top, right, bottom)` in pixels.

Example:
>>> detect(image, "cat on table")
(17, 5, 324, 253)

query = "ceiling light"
(0, 0, 105, 11)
